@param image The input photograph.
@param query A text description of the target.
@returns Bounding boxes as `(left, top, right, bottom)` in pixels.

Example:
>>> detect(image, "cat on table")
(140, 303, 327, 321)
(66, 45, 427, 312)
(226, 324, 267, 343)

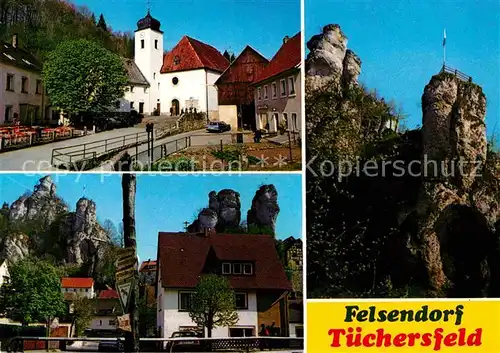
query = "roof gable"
(215, 46, 269, 85)
(0, 42, 42, 72)
(61, 277, 94, 288)
(161, 36, 229, 74)
(254, 32, 301, 84)
(158, 232, 291, 291)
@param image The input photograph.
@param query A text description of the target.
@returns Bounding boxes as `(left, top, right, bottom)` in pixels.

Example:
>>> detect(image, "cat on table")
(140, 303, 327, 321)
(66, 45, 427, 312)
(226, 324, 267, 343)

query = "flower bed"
(0, 125, 75, 151)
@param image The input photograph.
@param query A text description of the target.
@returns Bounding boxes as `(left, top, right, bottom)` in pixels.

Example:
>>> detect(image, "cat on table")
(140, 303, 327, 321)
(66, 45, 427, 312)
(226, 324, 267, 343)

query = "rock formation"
(8, 176, 68, 225)
(0, 233, 30, 263)
(410, 73, 498, 296)
(0, 176, 112, 269)
(247, 185, 280, 235)
(306, 24, 361, 90)
(188, 189, 241, 232)
(64, 198, 109, 265)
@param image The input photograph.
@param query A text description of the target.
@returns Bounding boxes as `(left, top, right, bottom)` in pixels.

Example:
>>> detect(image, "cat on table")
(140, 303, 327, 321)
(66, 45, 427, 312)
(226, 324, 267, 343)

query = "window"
(153, 73, 156, 80)
(229, 327, 254, 337)
(36, 79, 42, 94)
(158, 82, 160, 90)
(283, 113, 288, 130)
(235, 293, 248, 309)
(263, 85, 268, 99)
(295, 326, 304, 337)
(272, 82, 277, 98)
(6, 74, 14, 91)
(109, 320, 116, 326)
(257, 87, 262, 101)
(222, 263, 231, 274)
(179, 292, 193, 311)
(115, 101, 120, 109)
(141, 40, 145, 49)
(288, 76, 296, 95)
(172, 77, 179, 85)
(85, 288, 89, 292)
(280, 79, 287, 96)
(130, 86, 134, 93)
(292, 113, 298, 131)
(4, 106, 13, 122)
(130, 101, 135, 109)
(99, 320, 102, 326)
(243, 263, 253, 275)
(233, 263, 242, 275)
(155, 40, 158, 49)
(21, 77, 28, 93)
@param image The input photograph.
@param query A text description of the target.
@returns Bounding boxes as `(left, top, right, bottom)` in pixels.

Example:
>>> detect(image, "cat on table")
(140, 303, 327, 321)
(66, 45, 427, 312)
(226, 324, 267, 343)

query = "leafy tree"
(43, 39, 128, 114)
(103, 219, 123, 247)
(188, 275, 238, 337)
(0, 258, 66, 326)
(94, 244, 119, 287)
(97, 13, 108, 31)
(70, 295, 95, 336)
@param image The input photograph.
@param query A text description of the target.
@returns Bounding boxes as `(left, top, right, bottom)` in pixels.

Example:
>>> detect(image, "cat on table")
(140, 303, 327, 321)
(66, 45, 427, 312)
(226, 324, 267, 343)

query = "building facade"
(0, 260, 9, 287)
(124, 12, 229, 119)
(253, 33, 301, 134)
(156, 232, 292, 339)
(215, 46, 269, 131)
(89, 289, 121, 333)
(61, 277, 95, 299)
(0, 35, 53, 125)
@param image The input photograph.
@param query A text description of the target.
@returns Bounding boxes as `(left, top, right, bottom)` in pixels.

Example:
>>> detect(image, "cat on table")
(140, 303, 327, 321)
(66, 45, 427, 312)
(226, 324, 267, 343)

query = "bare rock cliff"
(247, 185, 280, 235)
(306, 24, 361, 90)
(188, 189, 241, 232)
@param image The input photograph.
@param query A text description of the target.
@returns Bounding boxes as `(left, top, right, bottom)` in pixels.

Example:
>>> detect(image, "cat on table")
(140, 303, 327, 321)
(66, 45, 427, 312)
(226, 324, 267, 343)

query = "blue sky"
(71, 0, 301, 60)
(306, 0, 499, 138)
(0, 173, 302, 261)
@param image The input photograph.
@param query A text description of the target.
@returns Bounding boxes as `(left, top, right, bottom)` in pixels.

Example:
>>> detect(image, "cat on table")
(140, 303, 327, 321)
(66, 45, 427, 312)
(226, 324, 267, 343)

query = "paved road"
(0, 127, 144, 172)
(0, 127, 253, 172)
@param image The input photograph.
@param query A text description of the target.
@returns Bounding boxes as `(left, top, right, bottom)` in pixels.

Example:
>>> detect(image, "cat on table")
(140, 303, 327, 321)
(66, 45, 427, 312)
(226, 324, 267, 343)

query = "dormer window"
(173, 56, 180, 65)
(222, 263, 231, 274)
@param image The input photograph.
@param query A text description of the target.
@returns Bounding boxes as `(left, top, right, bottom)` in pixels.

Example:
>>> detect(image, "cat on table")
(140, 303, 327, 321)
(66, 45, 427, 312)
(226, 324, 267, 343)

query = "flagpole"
(443, 29, 446, 69)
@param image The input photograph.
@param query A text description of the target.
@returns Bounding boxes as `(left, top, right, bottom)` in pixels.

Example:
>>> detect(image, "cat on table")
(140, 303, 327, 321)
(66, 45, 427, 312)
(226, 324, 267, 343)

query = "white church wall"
(206, 71, 220, 120)
(120, 85, 150, 114)
(160, 69, 209, 116)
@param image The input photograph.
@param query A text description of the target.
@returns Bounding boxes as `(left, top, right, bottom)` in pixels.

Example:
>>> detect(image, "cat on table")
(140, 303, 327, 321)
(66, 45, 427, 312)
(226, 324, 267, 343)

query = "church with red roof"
(121, 11, 229, 118)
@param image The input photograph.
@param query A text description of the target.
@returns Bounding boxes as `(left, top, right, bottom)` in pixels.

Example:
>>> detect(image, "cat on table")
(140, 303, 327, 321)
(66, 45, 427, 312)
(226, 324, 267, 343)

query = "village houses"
(253, 32, 301, 135)
(0, 34, 55, 125)
(61, 277, 96, 299)
(156, 231, 293, 338)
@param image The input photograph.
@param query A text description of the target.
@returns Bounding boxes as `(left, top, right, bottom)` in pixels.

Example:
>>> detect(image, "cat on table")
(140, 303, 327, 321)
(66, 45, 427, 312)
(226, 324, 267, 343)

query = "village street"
(0, 126, 247, 171)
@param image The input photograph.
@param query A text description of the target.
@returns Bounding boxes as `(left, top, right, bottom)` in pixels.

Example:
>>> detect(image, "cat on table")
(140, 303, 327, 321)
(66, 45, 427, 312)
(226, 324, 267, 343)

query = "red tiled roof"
(61, 277, 94, 288)
(98, 289, 119, 299)
(254, 32, 301, 84)
(161, 36, 229, 74)
(139, 260, 157, 272)
(157, 232, 292, 291)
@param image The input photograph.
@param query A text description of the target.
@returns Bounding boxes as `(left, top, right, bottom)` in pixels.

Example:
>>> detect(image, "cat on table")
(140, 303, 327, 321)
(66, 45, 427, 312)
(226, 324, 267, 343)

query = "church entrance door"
(171, 99, 180, 116)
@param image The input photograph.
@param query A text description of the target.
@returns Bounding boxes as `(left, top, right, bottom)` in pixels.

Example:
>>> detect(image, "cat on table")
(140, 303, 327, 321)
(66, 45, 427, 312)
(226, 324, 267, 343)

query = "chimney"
(283, 36, 290, 44)
(12, 33, 18, 48)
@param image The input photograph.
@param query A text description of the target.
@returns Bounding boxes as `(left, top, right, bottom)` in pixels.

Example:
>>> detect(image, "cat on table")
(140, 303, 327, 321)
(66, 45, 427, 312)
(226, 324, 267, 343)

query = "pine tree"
(91, 12, 96, 25)
(97, 13, 108, 31)
(230, 53, 236, 63)
(223, 50, 231, 62)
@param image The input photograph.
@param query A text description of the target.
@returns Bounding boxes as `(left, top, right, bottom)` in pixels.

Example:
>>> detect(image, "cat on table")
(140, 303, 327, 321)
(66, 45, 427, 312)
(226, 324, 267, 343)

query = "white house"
(124, 11, 229, 119)
(156, 231, 292, 339)
(0, 34, 54, 125)
(0, 260, 10, 287)
(61, 277, 95, 299)
(89, 289, 121, 332)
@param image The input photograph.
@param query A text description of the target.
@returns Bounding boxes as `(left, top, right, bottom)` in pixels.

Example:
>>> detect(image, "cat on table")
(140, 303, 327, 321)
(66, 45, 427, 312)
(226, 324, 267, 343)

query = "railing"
(0, 127, 76, 152)
(5, 335, 304, 352)
(131, 135, 192, 167)
(441, 65, 473, 82)
(51, 131, 149, 169)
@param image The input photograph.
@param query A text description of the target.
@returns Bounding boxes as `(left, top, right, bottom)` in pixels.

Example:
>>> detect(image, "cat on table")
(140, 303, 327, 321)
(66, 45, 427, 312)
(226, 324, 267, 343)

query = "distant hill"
(0, 0, 134, 61)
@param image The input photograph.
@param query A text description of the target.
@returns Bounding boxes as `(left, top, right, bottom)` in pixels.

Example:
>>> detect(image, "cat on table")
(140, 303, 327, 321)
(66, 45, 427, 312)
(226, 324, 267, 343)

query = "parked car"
(166, 331, 203, 352)
(97, 341, 124, 352)
(206, 121, 231, 133)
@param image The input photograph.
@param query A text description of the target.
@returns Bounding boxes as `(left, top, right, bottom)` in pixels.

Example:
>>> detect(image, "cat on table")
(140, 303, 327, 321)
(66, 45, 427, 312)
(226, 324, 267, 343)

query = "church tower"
(135, 10, 164, 113)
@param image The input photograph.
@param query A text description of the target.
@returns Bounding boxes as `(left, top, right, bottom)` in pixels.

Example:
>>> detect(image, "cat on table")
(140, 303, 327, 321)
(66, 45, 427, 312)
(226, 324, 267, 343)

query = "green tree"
(0, 258, 66, 326)
(42, 39, 128, 114)
(188, 275, 238, 337)
(70, 295, 95, 336)
(97, 13, 108, 31)
(138, 296, 156, 337)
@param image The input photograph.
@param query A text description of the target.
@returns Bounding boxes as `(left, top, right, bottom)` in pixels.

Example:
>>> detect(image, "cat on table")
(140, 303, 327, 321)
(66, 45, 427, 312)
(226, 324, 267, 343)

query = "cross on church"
(147, 0, 151, 12)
